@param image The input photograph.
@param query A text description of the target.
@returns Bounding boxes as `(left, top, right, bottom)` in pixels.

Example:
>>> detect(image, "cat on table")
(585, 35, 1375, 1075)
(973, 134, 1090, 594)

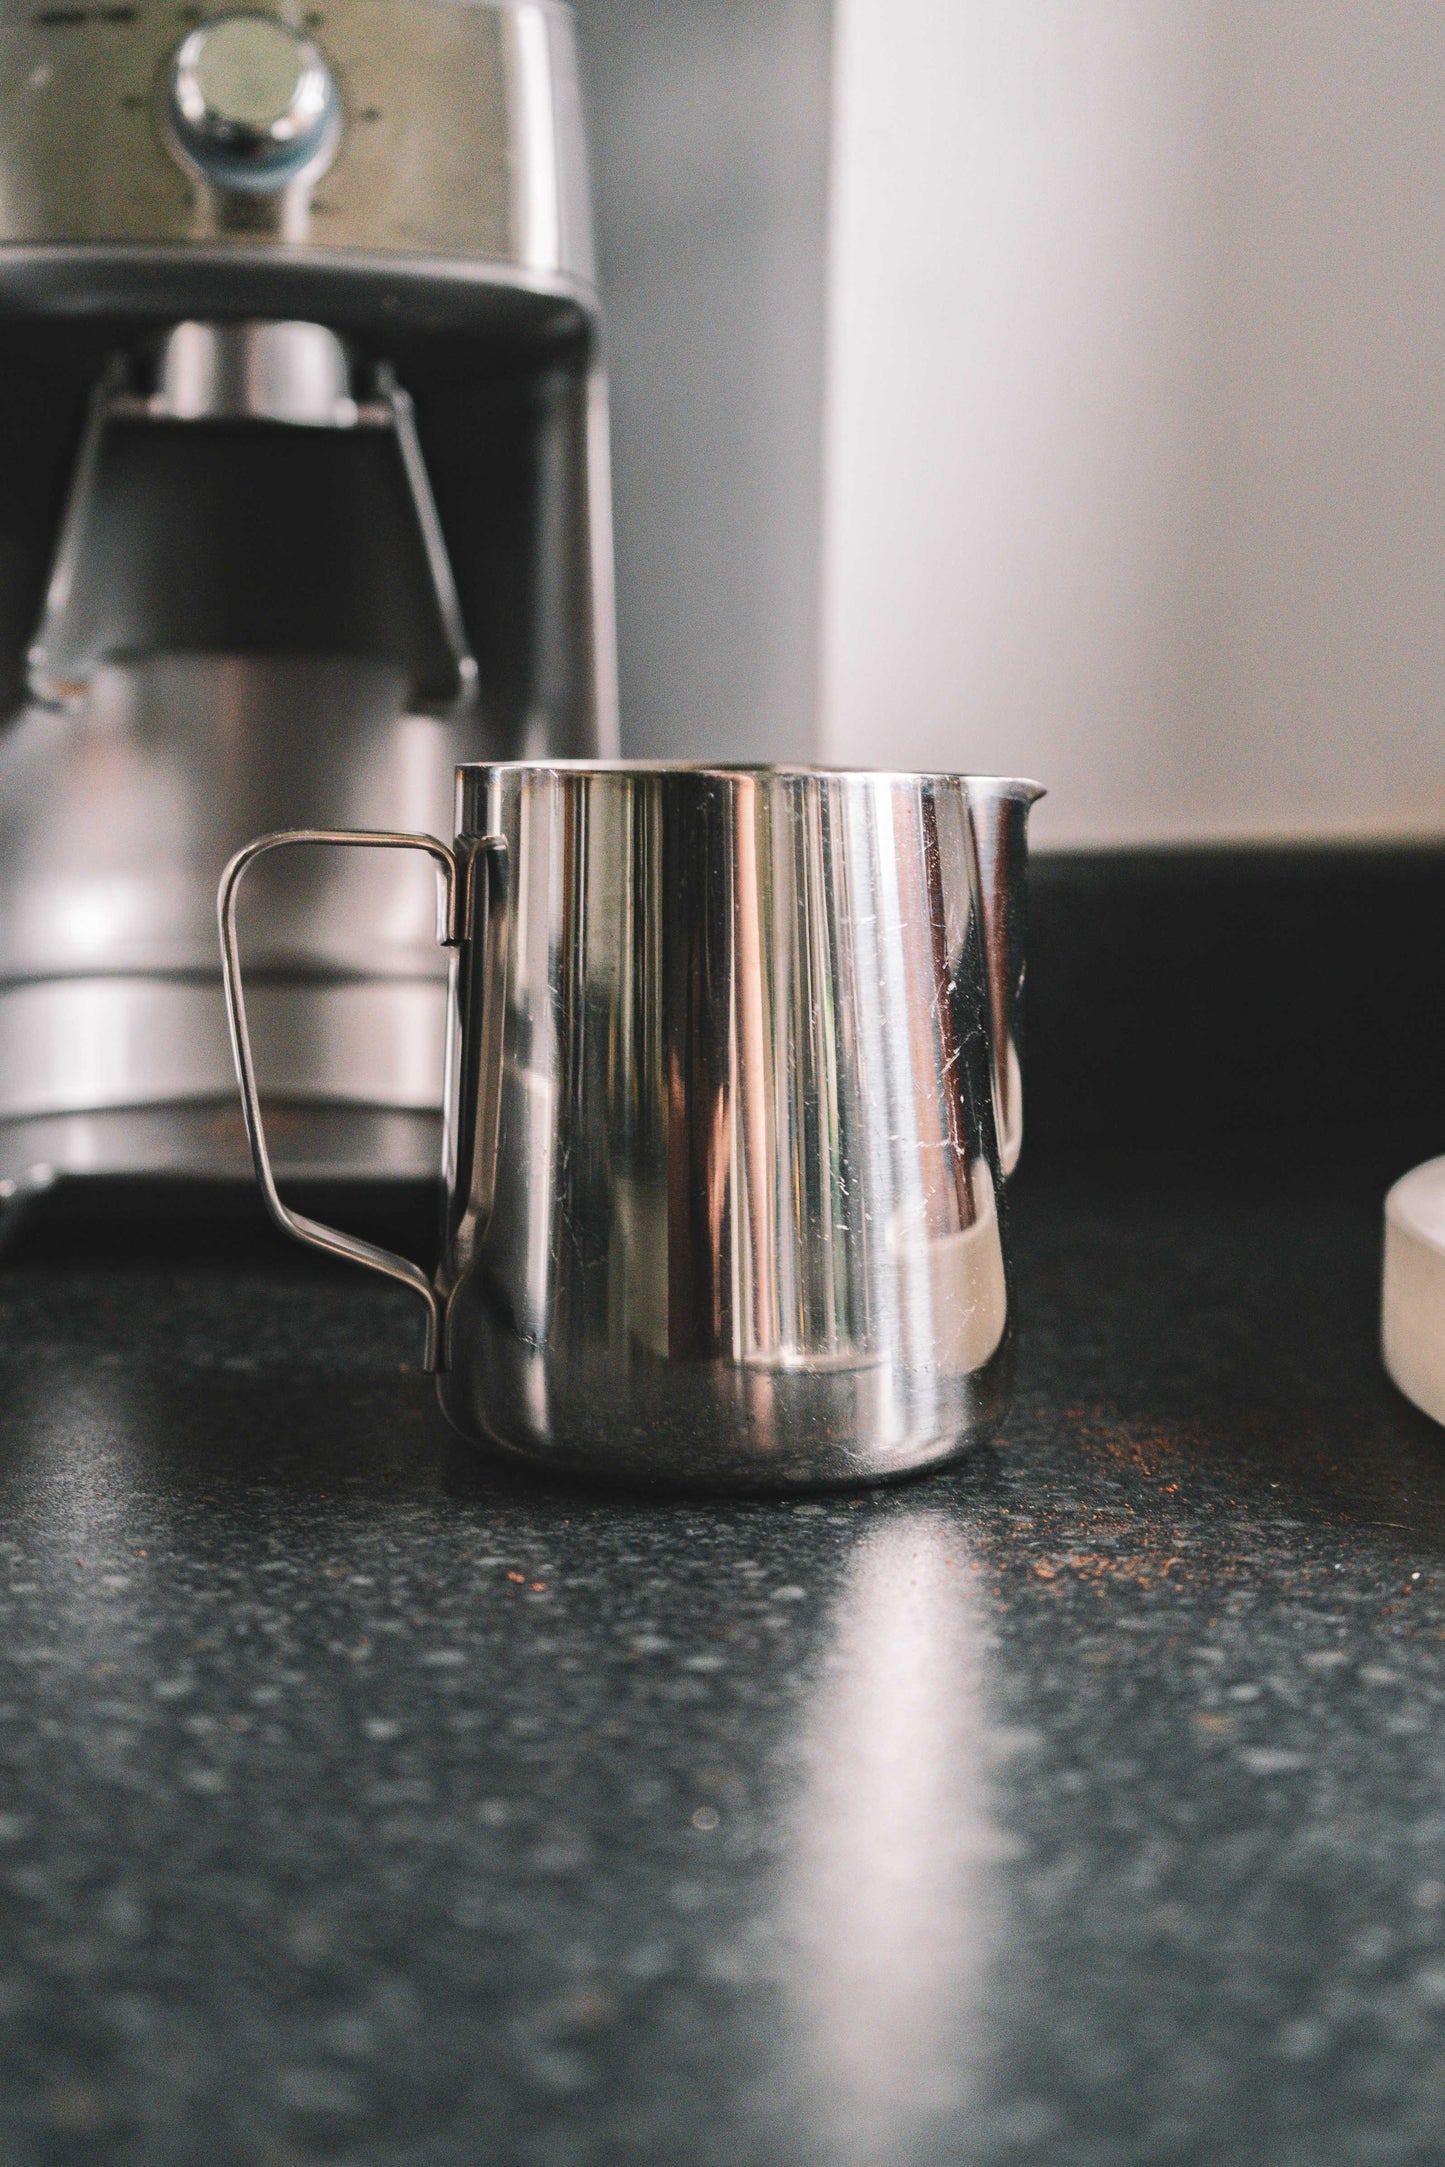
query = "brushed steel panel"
(0, 974, 448, 1117)
(0, 657, 467, 985)
(0, 0, 593, 279)
(0, 1102, 443, 1183)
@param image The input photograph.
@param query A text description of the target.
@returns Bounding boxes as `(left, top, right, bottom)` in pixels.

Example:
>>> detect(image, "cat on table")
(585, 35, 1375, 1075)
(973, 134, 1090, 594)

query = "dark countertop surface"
(2, 1137, 1444, 2166)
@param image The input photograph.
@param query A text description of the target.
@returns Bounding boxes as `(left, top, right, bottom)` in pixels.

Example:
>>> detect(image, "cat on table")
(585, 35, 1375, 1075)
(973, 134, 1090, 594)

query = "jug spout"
(964, 776, 1044, 1177)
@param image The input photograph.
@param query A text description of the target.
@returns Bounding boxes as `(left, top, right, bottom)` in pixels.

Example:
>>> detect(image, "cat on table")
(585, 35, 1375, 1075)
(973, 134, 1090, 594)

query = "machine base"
(0, 1100, 443, 1229)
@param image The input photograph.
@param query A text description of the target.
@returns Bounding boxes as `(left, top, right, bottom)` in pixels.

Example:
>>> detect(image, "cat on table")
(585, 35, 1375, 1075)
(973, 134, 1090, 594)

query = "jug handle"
(217, 827, 507, 1373)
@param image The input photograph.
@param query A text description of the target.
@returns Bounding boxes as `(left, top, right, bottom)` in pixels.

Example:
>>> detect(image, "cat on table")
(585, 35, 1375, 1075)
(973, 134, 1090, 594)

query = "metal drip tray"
(0, 976, 449, 1125)
(0, 1099, 441, 1178)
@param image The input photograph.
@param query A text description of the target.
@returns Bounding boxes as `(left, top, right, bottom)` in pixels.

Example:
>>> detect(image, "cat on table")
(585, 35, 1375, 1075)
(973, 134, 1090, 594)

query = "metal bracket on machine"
(27, 320, 478, 719)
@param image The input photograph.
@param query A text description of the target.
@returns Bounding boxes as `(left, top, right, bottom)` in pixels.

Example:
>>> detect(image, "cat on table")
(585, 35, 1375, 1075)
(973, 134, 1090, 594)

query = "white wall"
(818, 0, 1445, 847)
(577, 0, 832, 762)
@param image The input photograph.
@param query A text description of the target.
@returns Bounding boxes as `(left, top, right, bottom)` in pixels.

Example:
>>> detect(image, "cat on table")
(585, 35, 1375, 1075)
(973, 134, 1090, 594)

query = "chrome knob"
(167, 12, 340, 192)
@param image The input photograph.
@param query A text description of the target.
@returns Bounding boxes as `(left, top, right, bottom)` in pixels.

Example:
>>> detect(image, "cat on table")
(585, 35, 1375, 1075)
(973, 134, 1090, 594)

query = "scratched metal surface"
(0, 1138, 1441, 2164)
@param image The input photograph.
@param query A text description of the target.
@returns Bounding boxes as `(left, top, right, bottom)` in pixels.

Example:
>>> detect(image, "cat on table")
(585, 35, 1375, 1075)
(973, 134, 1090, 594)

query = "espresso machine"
(0, 0, 615, 1209)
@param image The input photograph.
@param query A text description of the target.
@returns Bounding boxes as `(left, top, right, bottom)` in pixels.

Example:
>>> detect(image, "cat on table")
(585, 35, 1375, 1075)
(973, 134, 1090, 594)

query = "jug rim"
(456, 760, 1045, 798)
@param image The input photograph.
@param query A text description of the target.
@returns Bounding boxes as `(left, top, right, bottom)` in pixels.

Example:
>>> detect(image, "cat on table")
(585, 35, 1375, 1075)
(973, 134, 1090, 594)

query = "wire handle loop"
(217, 826, 501, 1371)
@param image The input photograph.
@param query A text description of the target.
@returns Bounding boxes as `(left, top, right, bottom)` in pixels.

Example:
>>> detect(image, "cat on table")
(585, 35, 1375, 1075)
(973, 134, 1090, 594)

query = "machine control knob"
(167, 13, 340, 192)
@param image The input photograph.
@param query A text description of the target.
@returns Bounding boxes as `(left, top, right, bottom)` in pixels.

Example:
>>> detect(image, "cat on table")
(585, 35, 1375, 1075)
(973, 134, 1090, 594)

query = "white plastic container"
(1382, 1158, 1445, 1425)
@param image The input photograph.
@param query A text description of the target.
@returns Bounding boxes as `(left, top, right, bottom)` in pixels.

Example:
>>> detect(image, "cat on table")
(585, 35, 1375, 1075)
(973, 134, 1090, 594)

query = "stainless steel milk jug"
(221, 763, 1042, 1491)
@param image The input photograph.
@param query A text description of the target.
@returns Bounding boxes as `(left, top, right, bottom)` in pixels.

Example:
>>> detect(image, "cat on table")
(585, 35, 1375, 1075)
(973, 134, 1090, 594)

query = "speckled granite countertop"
(1, 1138, 1443, 2166)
